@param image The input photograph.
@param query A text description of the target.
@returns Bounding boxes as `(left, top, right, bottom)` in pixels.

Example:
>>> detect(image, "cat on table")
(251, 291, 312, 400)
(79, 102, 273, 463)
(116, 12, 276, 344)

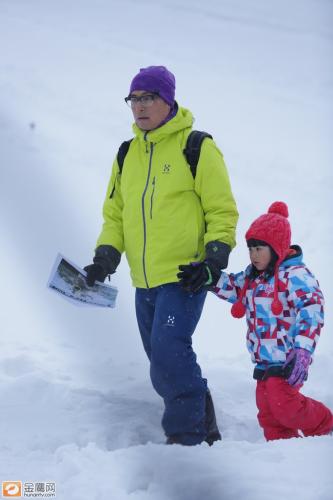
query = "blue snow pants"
(135, 283, 208, 445)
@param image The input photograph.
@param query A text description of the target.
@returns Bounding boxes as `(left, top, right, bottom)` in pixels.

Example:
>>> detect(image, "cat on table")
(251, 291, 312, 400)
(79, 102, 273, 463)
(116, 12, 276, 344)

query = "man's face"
(249, 245, 272, 271)
(130, 91, 171, 131)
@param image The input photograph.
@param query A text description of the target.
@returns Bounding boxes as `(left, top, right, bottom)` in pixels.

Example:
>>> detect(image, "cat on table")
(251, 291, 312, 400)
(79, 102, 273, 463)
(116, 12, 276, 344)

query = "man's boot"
(205, 389, 222, 446)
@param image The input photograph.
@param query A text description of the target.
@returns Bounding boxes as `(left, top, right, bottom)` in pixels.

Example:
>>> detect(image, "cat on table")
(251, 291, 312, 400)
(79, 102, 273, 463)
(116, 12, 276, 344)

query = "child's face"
(249, 245, 272, 271)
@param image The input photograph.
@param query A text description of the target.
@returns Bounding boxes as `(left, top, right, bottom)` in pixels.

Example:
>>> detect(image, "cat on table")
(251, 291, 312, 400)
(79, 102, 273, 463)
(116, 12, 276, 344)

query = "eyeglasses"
(124, 93, 160, 108)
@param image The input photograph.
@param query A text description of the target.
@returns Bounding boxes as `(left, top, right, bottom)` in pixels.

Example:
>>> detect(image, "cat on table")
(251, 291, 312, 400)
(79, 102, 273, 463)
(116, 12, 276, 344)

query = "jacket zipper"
(142, 136, 154, 288)
(150, 176, 156, 219)
(252, 279, 262, 361)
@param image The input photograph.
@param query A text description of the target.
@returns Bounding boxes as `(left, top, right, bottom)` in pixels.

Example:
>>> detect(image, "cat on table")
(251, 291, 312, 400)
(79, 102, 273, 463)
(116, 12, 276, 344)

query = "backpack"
(116, 130, 213, 179)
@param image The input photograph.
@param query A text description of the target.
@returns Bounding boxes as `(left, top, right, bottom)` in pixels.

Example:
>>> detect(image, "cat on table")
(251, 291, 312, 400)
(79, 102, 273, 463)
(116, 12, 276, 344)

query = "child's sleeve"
(212, 269, 247, 303)
(286, 267, 325, 353)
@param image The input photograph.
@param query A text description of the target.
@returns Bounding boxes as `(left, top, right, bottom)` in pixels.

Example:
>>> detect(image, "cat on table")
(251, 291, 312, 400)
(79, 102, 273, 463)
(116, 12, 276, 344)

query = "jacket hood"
(280, 245, 303, 268)
(132, 105, 194, 143)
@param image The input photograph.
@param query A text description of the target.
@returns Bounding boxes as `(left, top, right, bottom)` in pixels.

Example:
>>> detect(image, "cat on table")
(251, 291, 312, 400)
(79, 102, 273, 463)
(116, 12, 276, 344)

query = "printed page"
(47, 254, 118, 308)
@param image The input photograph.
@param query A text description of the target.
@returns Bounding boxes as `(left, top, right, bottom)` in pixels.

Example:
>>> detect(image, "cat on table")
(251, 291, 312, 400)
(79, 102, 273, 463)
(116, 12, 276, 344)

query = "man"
(85, 65, 238, 446)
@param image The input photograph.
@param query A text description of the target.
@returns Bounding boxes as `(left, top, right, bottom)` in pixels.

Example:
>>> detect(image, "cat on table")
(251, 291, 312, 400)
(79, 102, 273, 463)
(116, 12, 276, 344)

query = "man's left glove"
(177, 241, 230, 293)
(84, 245, 121, 287)
(284, 348, 312, 387)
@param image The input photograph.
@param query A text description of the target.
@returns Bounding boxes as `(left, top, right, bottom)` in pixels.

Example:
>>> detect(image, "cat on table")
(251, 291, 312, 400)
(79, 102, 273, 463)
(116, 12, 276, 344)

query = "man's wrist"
(205, 241, 231, 270)
(94, 245, 121, 274)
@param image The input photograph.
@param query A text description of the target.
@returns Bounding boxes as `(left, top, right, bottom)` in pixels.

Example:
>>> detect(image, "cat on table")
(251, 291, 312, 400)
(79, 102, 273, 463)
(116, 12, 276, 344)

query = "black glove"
(177, 241, 230, 293)
(84, 263, 108, 287)
(84, 245, 121, 287)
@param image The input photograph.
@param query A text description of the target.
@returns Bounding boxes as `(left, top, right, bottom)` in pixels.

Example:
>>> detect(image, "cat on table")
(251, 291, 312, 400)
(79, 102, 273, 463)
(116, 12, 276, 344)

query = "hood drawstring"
(271, 259, 283, 315)
(231, 277, 250, 318)
(230, 262, 284, 318)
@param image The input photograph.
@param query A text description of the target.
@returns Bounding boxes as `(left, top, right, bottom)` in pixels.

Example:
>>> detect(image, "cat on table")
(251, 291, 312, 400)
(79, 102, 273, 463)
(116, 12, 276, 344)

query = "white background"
(0, 1, 332, 499)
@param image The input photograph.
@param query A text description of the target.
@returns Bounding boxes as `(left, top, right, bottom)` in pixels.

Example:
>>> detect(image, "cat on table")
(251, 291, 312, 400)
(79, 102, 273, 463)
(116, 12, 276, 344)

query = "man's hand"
(177, 261, 211, 293)
(83, 263, 108, 287)
(84, 245, 121, 287)
(177, 241, 230, 293)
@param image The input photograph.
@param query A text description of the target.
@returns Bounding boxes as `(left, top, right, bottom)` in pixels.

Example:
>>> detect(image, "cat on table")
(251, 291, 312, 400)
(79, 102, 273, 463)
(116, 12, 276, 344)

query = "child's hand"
(285, 348, 312, 386)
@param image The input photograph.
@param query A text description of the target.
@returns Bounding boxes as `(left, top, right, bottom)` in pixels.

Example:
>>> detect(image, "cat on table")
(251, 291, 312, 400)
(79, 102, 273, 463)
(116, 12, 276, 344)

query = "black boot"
(205, 389, 222, 446)
(165, 435, 182, 445)
(165, 391, 221, 446)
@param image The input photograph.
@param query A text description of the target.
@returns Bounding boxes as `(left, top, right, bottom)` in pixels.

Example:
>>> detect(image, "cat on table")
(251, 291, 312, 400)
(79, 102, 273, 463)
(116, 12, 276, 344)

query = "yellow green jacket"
(96, 106, 238, 288)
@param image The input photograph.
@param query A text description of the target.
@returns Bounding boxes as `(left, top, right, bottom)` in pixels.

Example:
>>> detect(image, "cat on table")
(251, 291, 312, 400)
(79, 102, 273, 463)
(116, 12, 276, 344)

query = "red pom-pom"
(271, 299, 283, 315)
(231, 301, 246, 318)
(268, 201, 289, 218)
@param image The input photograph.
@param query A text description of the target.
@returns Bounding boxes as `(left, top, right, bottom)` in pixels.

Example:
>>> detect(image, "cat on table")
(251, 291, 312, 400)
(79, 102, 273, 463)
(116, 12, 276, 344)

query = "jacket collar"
(132, 105, 194, 144)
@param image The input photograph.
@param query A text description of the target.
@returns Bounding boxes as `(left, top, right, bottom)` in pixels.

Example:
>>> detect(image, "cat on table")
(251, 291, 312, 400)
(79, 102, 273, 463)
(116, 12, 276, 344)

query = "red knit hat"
(245, 201, 291, 260)
(231, 202, 291, 319)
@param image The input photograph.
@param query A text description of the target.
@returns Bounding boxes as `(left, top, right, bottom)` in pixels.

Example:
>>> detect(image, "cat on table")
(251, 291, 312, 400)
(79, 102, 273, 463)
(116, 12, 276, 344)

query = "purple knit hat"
(129, 66, 176, 107)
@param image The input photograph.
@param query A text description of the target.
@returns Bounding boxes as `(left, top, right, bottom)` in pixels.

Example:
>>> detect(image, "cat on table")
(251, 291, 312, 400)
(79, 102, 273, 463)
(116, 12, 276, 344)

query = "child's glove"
(284, 348, 312, 386)
(177, 241, 230, 293)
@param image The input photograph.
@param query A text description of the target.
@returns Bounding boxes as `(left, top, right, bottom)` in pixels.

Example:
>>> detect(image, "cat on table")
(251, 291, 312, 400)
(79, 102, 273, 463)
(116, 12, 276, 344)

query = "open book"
(47, 254, 118, 308)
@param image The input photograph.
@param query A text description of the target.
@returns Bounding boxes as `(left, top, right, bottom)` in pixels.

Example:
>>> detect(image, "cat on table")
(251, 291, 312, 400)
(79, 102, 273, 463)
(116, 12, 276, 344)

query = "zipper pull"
(144, 131, 149, 153)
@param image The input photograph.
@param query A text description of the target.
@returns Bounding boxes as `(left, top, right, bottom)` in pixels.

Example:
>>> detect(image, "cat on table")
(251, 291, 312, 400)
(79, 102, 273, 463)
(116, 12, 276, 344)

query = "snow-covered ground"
(0, 1, 332, 499)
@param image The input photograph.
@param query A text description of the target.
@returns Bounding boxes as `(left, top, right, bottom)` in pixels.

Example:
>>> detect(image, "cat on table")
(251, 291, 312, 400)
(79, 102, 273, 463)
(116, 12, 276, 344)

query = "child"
(181, 201, 333, 440)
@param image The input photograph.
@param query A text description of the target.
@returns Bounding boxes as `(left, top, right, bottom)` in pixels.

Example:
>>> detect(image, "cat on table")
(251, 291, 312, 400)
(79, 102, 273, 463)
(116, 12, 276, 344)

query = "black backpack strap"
(183, 131, 213, 179)
(109, 139, 133, 199)
(117, 138, 133, 174)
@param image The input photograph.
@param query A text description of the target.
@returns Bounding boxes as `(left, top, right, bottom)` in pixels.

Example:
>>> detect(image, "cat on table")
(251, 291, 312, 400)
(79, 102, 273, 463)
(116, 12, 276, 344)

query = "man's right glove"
(84, 245, 121, 287)
(177, 241, 230, 293)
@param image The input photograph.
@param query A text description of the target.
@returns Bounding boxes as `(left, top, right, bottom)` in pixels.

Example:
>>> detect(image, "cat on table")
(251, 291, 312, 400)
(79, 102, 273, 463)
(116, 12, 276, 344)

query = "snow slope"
(0, 1, 332, 499)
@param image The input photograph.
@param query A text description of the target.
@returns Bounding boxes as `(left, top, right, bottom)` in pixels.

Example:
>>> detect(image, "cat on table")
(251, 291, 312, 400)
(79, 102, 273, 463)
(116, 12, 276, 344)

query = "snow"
(0, 0, 332, 499)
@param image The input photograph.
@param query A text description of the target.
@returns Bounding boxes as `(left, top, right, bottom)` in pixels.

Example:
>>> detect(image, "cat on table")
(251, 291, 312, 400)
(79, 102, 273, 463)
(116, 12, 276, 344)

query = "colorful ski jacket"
(213, 247, 324, 367)
(96, 106, 238, 288)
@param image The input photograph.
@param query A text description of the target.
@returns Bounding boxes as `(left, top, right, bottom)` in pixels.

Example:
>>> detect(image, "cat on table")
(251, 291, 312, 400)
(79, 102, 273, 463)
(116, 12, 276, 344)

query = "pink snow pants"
(256, 378, 333, 441)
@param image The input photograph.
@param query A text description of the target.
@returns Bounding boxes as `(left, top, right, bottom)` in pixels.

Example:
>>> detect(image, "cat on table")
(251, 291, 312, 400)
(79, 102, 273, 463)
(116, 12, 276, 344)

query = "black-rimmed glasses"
(124, 93, 160, 108)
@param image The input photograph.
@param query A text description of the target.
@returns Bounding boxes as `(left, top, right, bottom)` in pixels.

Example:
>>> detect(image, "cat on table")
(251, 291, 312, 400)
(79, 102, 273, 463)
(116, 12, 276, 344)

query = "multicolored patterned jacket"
(213, 246, 324, 367)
